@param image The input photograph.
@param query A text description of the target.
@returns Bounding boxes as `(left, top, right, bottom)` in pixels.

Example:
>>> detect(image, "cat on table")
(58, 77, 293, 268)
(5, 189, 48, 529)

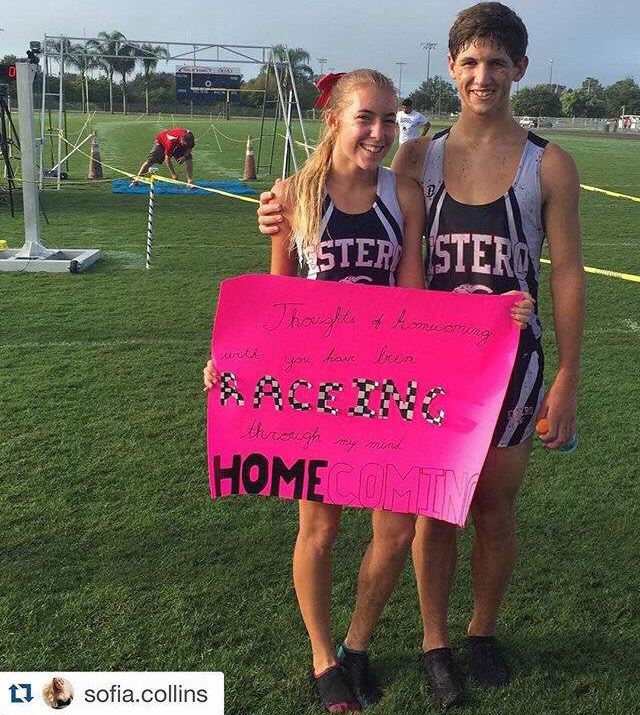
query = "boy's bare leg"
(457, 439, 531, 689)
(468, 440, 531, 637)
(413, 516, 458, 651)
(413, 516, 463, 707)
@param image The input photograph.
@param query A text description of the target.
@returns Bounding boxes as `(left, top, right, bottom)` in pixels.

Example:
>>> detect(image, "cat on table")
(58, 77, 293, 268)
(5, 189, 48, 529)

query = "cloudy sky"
(2, 0, 638, 94)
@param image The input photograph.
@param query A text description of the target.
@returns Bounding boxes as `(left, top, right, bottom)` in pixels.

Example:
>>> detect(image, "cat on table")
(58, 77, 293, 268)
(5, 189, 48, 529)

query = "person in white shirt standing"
(396, 99, 431, 144)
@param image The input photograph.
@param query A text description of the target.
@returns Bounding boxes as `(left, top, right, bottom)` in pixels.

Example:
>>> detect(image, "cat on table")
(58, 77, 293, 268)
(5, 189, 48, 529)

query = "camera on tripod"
(27, 41, 41, 64)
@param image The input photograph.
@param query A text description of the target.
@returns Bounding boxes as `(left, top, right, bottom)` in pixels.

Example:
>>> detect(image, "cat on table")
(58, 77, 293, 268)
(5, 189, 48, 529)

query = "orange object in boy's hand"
(535, 418, 549, 435)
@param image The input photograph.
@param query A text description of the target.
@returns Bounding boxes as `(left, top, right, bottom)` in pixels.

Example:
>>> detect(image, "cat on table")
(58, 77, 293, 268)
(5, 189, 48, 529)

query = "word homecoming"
(218, 372, 446, 424)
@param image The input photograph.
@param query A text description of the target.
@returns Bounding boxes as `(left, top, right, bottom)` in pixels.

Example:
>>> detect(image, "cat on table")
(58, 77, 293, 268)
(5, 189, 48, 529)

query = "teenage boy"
(257, 3, 585, 708)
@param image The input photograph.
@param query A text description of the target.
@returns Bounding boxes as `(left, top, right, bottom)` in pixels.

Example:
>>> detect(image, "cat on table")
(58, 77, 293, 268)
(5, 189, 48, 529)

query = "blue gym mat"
(112, 179, 258, 197)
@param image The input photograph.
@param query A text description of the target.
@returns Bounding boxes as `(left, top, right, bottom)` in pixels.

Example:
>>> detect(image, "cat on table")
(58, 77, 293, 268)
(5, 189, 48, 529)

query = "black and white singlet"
(296, 167, 404, 286)
(422, 129, 549, 447)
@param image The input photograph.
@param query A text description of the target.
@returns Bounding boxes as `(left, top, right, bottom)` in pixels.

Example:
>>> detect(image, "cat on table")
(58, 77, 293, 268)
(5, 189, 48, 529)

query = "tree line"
(3, 37, 639, 118)
(511, 78, 640, 118)
(407, 75, 640, 118)
(1, 38, 318, 114)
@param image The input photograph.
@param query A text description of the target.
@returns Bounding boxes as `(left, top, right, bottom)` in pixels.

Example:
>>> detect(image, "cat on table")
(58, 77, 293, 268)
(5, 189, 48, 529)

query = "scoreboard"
(0, 64, 17, 82)
(175, 65, 242, 104)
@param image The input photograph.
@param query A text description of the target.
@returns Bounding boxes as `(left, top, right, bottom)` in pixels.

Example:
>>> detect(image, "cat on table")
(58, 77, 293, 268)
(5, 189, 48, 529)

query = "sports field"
(1, 114, 639, 714)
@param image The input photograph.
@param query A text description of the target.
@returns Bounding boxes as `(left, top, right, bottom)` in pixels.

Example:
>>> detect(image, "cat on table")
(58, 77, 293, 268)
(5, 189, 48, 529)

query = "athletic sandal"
(421, 648, 465, 708)
(337, 642, 381, 707)
(313, 665, 361, 713)
(459, 636, 511, 687)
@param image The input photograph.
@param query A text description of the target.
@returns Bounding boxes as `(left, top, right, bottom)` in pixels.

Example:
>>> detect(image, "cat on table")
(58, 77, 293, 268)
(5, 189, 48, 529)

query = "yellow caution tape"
(540, 258, 640, 283)
(149, 174, 259, 204)
(580, 184, 640, 203)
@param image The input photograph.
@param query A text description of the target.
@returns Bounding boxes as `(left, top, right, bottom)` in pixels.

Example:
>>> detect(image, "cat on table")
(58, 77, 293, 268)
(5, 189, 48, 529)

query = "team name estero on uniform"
(303, 236, 402, 273)
(430, 232, 530, 278)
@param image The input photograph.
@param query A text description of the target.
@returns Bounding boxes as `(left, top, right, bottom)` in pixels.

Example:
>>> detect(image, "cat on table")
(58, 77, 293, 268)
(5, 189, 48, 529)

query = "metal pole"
(548, 59, 553, 87)
(39, 35, 48, 189)
(57, 42, 65, 190)
(281, 89, 295, 179)
(421, 42, 437, 83)
(395, 62, 406, 97)
(191, 45, 195, 118)
(47, 109, 55, 166)
(85, 57, 90, 114)
(146, 177, 155, 270)
(63, 108, 69, 173)
(285, 49, 310, 159)
(256, 61, 272, 171)
(269, 96, 279, 176)
(16, 63, 43, 250)
(272, 59, 298, 173)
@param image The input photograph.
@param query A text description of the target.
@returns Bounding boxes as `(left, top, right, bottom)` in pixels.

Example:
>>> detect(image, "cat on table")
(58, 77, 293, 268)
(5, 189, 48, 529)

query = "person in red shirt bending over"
(133, 128, 195, 185)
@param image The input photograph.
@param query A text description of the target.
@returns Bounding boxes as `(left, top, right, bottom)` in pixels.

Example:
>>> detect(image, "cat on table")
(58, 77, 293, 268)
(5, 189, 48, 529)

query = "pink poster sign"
(207, 274, 520, 526)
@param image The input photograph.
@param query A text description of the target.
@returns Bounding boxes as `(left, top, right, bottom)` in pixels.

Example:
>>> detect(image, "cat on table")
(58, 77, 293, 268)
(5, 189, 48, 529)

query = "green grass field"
(1, 114, 639, 715)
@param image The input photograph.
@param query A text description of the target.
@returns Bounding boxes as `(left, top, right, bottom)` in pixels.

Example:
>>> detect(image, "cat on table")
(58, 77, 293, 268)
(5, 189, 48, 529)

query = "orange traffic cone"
(242, 135, 257, 180)
(87, 131, 103, 179)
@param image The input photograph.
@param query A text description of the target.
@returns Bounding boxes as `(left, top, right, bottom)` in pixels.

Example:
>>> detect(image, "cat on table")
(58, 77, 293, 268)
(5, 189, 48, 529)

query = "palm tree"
(47, 37, 85, 111)
(64, 42, 92, 112)
(47, 36, 72, 74)
(87, 31, 127, 113)
(138, 44, 169, 114)
(111, 42, 137, 114)
(270, 45, 314, 85)
(254, 45, 315, 108)
(80, 48, 104, 113)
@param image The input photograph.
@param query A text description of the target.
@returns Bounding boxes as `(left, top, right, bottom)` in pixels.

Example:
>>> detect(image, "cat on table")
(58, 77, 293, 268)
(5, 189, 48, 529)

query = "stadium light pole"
(317, 57, 327, 76)
(395, 61, 407, 97)
(421, 42, 438, 82)
(548, 59, 554, 87)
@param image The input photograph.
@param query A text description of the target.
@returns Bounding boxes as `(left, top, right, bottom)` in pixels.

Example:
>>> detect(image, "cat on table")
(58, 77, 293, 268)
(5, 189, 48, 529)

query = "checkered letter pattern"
(378, 379, 418, 420)
(220, 372, 245, 406)
(348, 378, 380, 418)
(288, 379, 313, 411)
(253, 375, 284, 410)
(421, 386, 446, 425)
(317, 382, 344, 415)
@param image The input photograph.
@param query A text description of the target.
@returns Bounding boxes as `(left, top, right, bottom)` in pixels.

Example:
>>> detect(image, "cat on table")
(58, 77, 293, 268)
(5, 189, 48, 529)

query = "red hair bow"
(314, 72, 346, 109)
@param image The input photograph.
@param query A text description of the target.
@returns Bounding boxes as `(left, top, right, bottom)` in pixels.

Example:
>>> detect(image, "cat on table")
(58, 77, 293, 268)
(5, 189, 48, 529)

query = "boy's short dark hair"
(182, 130, 195, 149)
(449, 2, 528, 64)
(402, 99, 413, 108)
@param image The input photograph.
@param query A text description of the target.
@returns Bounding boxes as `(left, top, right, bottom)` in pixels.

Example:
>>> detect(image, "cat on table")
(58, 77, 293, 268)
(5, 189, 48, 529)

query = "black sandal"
(313, 665, 362, 713)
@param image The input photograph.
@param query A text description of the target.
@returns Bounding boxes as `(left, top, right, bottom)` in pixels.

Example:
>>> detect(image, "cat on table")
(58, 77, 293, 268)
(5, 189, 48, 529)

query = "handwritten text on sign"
(207, 275, 520, 526)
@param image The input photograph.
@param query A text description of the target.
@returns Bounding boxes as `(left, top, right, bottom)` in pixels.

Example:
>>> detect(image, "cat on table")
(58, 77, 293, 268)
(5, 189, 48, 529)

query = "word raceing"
(218, 372, 446, 425)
